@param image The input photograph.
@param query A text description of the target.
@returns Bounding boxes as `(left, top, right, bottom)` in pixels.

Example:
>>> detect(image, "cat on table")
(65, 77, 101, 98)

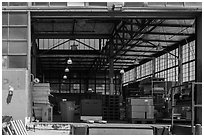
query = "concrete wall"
(2, 70, 32, 123)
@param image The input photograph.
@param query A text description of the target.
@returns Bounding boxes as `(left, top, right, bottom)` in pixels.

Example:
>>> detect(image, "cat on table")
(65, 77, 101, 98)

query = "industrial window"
(68, 2, 85, 6)
(61, 83, 70, 93)
(189, 61, 195, 81)
(9, 28, 27, 39)
(130, 40, 194, 85)
(2, 28, 8, 39)
(2, 13, 8, 25)
(129, 69, 135, 82)
(50, 83, 60, 93)
(183, 63, 189, 82)
(123, 68, 136, 83)
(123, 71, 129, 83)
(2, 2, 8, 6)
(9, 2, 28, 6)
(146, 61, 152, 76)
(167, 67, 178, 81)
(88, 2, 107, 6)
(2, 12, 28, 69)
(96, 84, 105, 94)
(2, 41, 8, 54)
(32, 2, 49, 6)
(9, 13, 28, 25)
(39, 39, 100, 50)
(182, 41, 195, 63)
(81, 84, 85, 93)
(8, 56, 27, 68)
(124, 2, 146, 7)
(50, 2, 67, 6)
(182, 41, 195, 82)
(136, 66, 141, 79)
(167, 49, 178, 68)
(8, 42, 27, 54)
(2, 56, 8, 69)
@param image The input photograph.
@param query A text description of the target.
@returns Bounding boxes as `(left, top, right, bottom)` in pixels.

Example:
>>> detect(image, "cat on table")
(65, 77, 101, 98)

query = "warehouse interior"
(2, 2, 202, 135)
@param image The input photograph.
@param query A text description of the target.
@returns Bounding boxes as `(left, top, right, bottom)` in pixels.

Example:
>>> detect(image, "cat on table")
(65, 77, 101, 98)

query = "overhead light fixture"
(120, 69, 125, 74)
(65, 67, 69, 72)
(134, 58, 139, 64)
(63, 75, 67, 79)
(67, 58, 72, 64)
(157, 43, 163, 51)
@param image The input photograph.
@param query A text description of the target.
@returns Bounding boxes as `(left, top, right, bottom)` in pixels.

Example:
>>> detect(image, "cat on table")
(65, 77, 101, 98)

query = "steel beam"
(30, 10, 201, 19)
(118, 30, 194, 36)
(123, 22, 194, 28)
(120, 49, 157, 53)
(115, 43, 155, 48)
(33, 32, 111, 39)
(38, 50, 102, 55)
(37, 54, 104, 58)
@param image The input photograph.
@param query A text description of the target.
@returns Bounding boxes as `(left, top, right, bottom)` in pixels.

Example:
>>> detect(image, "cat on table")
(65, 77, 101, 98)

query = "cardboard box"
(127, 98, 153, 106)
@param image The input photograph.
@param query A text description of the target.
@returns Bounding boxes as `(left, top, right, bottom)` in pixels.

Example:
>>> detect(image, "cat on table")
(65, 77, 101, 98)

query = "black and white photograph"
(1, 1, 202, 135)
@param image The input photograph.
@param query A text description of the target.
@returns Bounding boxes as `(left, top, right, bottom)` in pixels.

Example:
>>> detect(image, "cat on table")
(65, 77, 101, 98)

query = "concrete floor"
(26, 122, 171, 135)
(28, 129, 70, 135)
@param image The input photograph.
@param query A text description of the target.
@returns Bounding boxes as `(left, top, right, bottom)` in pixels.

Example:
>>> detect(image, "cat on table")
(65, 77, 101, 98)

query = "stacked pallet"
(102, 95, 120, 120)
(126, 97, 155, 124)
(32, 83, 52, 122)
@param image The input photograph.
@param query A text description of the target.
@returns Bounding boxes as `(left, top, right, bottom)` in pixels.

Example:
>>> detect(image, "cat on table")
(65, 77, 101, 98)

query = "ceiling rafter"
(111, 19, 165, 66)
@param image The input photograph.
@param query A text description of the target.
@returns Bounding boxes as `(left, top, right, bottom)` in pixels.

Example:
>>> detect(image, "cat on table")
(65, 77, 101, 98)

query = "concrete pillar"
(195, 13, 202, 124)
(109, 41, 114, 95)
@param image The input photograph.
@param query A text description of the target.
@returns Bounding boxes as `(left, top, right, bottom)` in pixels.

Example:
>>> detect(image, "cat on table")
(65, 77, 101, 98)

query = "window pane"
(9, 56, 27, 68)
(2, 13, 8, 25)
(2, 2, 8, 6)
(9, 41, 27, 54)
(89, 2, 107, 6)
(50, 2, 67, 6)
(9, 2, 28, 6)
(2, 56, 8, 69)
(32, 2, 49, 6)
(2, 41, 8, 54)
(68, 2, 85, 6)
(2, 28, 8, 39)
(9, 13, 27, 25)
(9, 27, 27, 39)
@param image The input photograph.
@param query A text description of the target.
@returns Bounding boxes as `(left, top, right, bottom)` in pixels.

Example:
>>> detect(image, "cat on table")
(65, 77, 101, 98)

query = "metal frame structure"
(170, 82, 202, 134)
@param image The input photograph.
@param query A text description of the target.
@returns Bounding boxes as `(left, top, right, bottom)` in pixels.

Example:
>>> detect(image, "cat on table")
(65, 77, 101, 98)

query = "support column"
(109, 41, 115, 95)
(152, 58, 156, 78)
(178, 45, 183, 86)
(195, 13, 202, 124)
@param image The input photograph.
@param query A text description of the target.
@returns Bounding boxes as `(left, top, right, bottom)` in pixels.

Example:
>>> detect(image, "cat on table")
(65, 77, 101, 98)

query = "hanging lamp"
(63, 75, 67, 79)
(67, 58, 72, 64)
(65, 67, 69, 72)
